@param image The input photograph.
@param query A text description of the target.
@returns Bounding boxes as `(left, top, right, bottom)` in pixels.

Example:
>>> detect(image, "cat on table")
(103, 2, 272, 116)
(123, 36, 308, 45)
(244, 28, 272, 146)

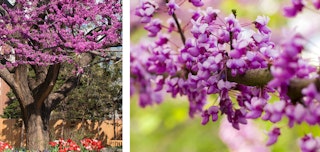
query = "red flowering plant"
(49, 138, 104, 152)
(80, 138, 103, 151)
(0, 141, 13, 151)
(49, 139, 81, 152)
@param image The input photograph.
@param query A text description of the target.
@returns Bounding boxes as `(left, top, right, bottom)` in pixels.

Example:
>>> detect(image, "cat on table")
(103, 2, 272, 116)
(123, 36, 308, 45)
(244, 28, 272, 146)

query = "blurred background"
(131, 0, 320, 151)
(131, 95, 320, 152)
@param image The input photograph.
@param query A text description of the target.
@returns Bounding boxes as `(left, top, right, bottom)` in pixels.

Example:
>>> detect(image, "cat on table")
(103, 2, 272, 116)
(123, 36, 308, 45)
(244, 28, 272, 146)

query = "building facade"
(0, 78, 10, 115)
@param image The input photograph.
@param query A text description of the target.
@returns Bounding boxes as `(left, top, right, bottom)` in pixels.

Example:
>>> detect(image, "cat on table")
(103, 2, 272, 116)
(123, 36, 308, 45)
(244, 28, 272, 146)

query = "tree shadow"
(51, 119, 122, 146)
(0, 118, 25, 148)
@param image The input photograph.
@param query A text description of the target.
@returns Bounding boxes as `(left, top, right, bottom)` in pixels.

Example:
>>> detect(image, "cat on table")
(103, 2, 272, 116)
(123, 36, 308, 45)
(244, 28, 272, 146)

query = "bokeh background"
(131, 0, 320, 151)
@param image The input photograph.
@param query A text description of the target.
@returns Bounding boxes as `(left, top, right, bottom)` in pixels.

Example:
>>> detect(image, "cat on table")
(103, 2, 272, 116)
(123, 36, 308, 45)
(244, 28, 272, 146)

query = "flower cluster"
(268, 33, 316, 99)
(135, 0, 158, 23)
(0, 0, 122, 67)
(49, 138, 104, 152)
(80, 138, 103, 151)
(0, 141, 13, 151)
(132, 0, 279, 128)
(49, 139, 81, 152)
(131, 0, 320, 150)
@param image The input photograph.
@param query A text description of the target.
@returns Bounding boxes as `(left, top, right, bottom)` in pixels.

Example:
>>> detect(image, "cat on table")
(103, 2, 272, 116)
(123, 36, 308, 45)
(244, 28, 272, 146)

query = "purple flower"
(313, 0, 320, 9)
(226, 58, 247, 76)
(166, 0, 179, 15)
(135, 0, 158, 23)
(294, 104, 306, 123)
(266, 127, 281, 146)
(224, 14, 241, 34)
(191, 19, 208, 38)
(188, 0, 203, 7)
(187, 46, 200, 57)
(302, 83, 320, 105)
(217, 29, 230, 44)
(201, 110, 210, 125)
(188, 89, 207, 117)
(217, 80, 237, 90)
(202, 7, 219, 23)
(144, 19, 162, 37)
(262, 100, 286, 123)
(254, 16, 271, 34)
(232, 108, 248, 130)
(155, 34, 169, 46)
(283, 0, 304, 17)
(299, 134, 320, 152)
(166, 18, 176, 33)
(201, 106, 219, 125)
(245, 97, 267, 119)
(166, 77, 181, 97)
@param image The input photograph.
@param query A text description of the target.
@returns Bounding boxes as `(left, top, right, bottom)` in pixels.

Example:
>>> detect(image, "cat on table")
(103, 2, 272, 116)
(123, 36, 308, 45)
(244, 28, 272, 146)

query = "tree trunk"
(25, 113, 49, 151)
(0, 55, 94, 150)
(24, 103, 51, 151)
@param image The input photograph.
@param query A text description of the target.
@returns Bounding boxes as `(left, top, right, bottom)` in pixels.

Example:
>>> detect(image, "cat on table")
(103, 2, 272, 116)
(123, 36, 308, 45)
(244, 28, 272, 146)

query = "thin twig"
(165, 0, 186, 45)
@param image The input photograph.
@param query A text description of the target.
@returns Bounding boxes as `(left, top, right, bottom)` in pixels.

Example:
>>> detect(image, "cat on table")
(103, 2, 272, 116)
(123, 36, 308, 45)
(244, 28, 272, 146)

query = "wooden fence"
(0, 118, 122, 148)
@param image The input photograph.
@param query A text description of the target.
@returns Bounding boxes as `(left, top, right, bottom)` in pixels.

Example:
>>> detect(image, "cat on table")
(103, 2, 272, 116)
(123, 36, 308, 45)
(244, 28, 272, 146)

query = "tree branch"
(165, 0, 185, 44)
(46, 75, 79, 111)
(13, 65, 33, 123)
(45, 53, 93, 111)
(0, 68, 15, 89)
(33, 64, 61, 109)
(227, 68, 319, 103)
(28, 65, 49, 90)
(227, 68, 272, 87)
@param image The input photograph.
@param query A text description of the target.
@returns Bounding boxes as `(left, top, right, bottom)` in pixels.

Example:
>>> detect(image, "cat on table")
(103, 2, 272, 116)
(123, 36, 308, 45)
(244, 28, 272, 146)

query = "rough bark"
(6, 64, 60, 150)
(25, 103, 50, 150)
(0, 63, 70, 150)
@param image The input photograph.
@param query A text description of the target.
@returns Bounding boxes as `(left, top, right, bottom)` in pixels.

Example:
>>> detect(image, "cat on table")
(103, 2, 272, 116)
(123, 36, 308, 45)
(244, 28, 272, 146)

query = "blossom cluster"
(133, 0, 275, 126)
(49, 139, 81, 152)
(0, 0, 122, 67)
(131, 0, 320, 151)
(80, 138, 103, 151)
(49, 138, 104, 152)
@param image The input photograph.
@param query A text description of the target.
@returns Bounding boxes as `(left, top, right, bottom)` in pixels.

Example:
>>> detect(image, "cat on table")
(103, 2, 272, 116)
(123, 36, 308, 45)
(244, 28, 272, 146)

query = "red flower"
(49, 139, 80, 152)
(81, 138, 104, 151)
(0, 141, 13, 151)
(49, 141, 57, 147)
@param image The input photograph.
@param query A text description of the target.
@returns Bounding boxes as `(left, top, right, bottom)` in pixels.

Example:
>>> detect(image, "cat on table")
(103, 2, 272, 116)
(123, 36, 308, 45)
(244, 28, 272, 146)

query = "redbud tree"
(0, 0, 121, 150)
(131, 0, 320, 151)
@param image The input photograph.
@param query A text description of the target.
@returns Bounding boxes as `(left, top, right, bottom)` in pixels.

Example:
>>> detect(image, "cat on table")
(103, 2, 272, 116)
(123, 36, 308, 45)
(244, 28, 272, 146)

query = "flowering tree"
(131, 0, 320, 151)
(0, 0, 121, 150)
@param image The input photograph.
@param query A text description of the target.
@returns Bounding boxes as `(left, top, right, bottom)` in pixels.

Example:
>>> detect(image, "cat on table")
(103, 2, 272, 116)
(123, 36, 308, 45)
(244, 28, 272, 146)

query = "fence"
(0, 118, 122, 148)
